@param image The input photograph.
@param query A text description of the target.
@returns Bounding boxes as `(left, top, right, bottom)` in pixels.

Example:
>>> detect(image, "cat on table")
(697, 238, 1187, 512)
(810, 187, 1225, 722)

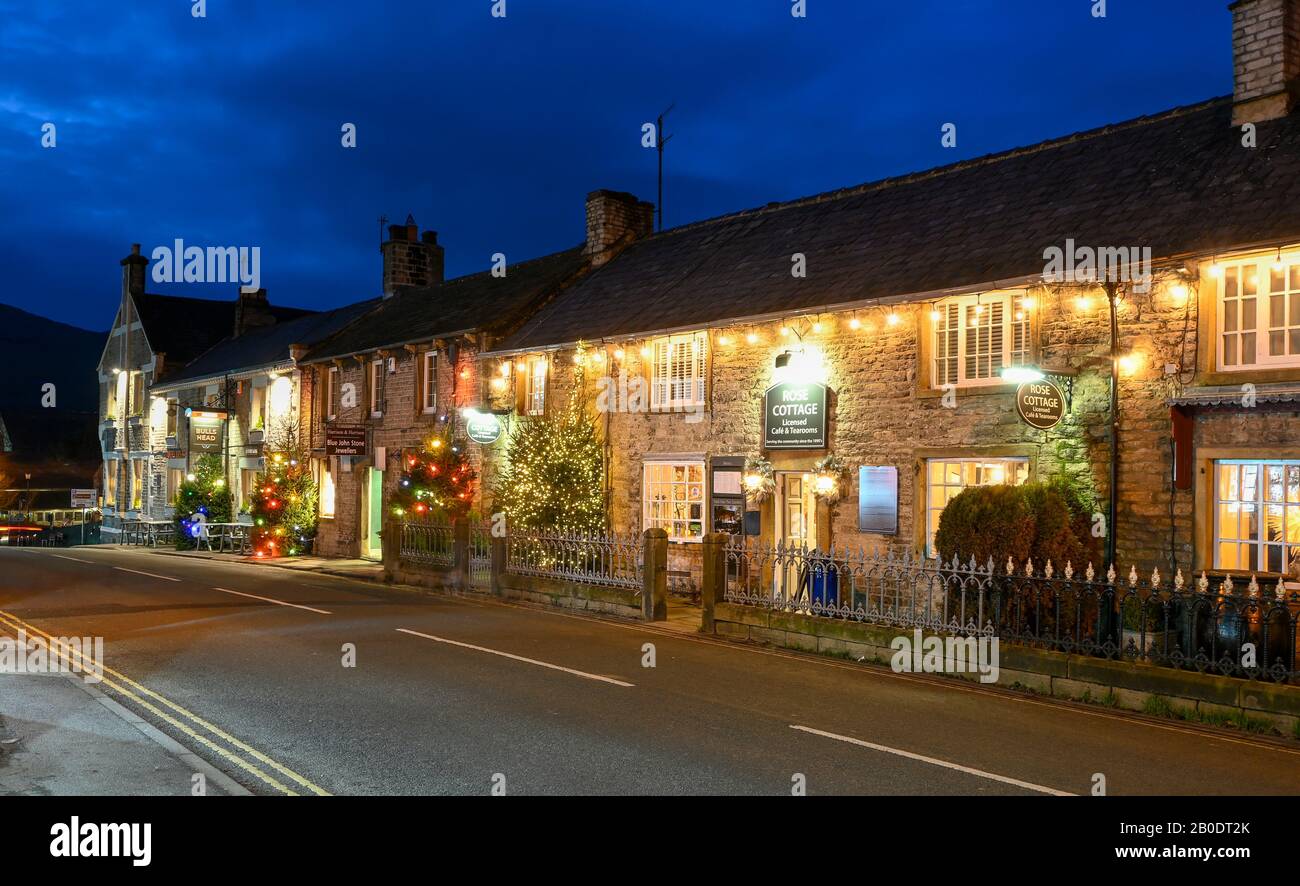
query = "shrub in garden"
(935, 479, 1099, 572)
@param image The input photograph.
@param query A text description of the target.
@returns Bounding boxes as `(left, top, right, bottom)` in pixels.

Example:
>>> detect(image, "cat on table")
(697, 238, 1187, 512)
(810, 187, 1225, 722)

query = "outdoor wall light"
(886, 312, 900, 326)
(1000, 366, 1045, 383)
(613, 349, 625, 361)
(774, 350, 793, 369)
(849, 317, 861, 330)
(746, 333, 759, 345)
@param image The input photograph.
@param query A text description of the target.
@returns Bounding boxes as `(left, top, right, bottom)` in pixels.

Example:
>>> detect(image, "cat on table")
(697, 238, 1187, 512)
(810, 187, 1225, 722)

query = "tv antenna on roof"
(656, 104, 674, 232)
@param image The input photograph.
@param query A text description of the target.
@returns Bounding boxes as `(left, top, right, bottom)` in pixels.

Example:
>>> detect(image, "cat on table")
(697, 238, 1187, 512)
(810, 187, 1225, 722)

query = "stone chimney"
(1232, 0, 1300, 124)
(120, 243, 148, 302)
(381, 214, 445, 297)
(233, 288, 276, 337)
(585, 190, 654, 267)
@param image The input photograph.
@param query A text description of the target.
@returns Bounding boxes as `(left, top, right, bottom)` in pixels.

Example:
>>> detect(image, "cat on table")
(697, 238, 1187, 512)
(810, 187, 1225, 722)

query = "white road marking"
(114, 566, 181, 582)
(51, 554, 96, 564)
(789, 724, 1074, 796)
(396, 628, 635, 687)
(211, 587, 332, 615)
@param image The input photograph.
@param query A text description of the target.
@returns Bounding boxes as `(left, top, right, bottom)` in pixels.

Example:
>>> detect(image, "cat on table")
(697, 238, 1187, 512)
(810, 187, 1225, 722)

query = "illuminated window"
(240, 468, 260, 511)
(650, 332, 707, 409)
(130, 459, 145, 510)
(370, 359, 384, 417)
(422, 351, 438, 414)
(932, 293, 1030, 388)
(1214, 459, 1300, 575)
(166, 398, 178, 438)
(105, 460, 119, 506)
(643, 461, 706, 541)
(326, 366, 339, 421)
(924, 457, 1030, 556)
(249, 384, 266, 431)
(167, 468, 183, 505)
(527, 359, 546, 416)
(317, 457, 336, 518)
(1219, 258, 1300, 370)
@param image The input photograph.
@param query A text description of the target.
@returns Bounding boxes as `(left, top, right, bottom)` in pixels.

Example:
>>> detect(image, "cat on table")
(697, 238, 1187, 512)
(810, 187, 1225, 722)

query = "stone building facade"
(472, 1, 1300, 585)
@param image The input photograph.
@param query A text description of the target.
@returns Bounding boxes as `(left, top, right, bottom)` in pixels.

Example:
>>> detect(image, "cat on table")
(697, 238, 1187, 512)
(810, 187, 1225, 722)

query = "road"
(2, 545, 1298, 796)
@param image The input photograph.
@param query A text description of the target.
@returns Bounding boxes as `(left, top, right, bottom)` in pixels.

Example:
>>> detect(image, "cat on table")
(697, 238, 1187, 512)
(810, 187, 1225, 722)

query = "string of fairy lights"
(482, 272, 1202, 388)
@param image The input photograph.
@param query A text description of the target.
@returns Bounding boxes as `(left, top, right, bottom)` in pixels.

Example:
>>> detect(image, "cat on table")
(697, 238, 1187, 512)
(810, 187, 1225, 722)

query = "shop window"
(924, 457, 1030, 556)
(711, 460, 745, 535)
(1218, 257, 1300, 370)
(1214, 459, 1300, 575)
(932, 293, 1030, 388)
(643, 461, 705, 541)
(318, 457, 336, 518)
(650, 332, 707, 410)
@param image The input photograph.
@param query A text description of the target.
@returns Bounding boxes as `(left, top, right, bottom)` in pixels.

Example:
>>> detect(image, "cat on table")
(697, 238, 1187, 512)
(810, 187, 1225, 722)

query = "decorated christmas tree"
(249, 423, 318, 557)
(390, 424, 477, 520)
(174, 453, 233, 549)
(492, 356, 605, 532)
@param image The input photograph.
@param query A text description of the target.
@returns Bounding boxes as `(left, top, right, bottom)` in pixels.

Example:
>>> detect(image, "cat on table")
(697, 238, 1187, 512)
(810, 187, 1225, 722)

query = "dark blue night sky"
(2, 1, 1228, 331)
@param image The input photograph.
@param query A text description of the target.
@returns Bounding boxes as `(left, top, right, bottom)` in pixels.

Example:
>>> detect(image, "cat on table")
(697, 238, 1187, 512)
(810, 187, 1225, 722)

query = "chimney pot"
(585, 189, 654, 267)
(381, 216, 445, 297)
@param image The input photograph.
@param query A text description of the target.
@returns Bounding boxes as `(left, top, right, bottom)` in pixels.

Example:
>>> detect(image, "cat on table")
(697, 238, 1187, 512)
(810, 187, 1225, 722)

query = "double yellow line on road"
(0, 608, 330, 797)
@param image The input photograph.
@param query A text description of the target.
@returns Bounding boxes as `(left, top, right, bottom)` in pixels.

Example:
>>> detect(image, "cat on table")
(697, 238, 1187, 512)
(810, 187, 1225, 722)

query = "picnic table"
(199, 522, 251, 554)
(119, 518, 175, 548)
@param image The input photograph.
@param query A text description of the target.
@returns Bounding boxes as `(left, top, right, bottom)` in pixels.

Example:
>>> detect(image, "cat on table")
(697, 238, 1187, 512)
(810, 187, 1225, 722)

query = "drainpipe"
(1106, 281, 1120, 569)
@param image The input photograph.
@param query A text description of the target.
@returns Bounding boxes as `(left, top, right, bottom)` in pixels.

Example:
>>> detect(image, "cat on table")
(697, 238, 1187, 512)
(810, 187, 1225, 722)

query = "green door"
(367, 467, 383, 558)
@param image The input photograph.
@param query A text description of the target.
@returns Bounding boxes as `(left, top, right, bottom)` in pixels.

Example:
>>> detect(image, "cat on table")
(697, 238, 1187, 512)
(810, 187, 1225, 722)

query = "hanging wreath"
(811, 454, 848, 502)
(741, 456, 775, 501)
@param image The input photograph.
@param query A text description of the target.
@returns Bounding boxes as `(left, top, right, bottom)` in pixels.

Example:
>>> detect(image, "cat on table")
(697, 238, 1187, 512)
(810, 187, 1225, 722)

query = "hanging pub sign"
(1015, 380, 1066, 430)
(464, 410, 503, 445)
(764, 381, 828, 450)
(325, 424, 368, 456)
(188, 410, 225, 454)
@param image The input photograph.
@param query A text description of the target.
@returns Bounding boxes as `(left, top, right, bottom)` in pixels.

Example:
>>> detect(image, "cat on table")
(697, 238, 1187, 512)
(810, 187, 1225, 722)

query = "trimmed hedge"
(934, 478, 1101, 571)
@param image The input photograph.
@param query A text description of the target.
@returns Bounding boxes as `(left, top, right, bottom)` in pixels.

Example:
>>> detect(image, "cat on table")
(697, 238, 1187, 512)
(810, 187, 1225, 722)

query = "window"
(250, 384, 266, 432)
(128, 372, 145, 417)
(650, 332, 707, 409)
(204, 384, 220, 408)
(105, 460, 119, 505)
(710, 461, 745, 535)
(167, 467, 183, 505)
(370, 359, 384, 417)
(1218, 258, 1300, 370)
(1214, 459, 1300, 575)
(643, 461, 706, 541)
(318, 457, 336, 518)
(924, 457, 1030, 556)
(326, 366, 339, 421)
(526, 358, 547, 416)
(130, 459, 145, 510)
(240, 468, 260, 511)
(932, 293, 1030, 388)
(166, 399, 178, 438)
(422, 351, 438, 414)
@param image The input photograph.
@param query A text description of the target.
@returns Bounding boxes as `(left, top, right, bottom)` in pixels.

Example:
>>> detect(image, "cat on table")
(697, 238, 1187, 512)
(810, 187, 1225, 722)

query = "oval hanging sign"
(465, 411, 503, 445)
(1015, 380, 1065, 430)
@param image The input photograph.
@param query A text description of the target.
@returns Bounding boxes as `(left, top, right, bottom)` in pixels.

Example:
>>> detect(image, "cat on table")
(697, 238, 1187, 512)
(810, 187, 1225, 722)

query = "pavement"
(1, 543, 1298, 796)
(0, 672, 244, 796)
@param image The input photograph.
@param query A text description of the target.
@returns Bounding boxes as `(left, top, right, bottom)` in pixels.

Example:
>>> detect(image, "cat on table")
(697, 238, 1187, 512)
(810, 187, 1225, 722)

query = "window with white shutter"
(931, 292, 1030, 388)
(650, 332, 707, 410)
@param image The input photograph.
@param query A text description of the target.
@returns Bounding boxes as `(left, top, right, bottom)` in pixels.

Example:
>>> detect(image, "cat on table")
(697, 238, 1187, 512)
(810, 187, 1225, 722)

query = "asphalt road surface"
(2, 545, 1298, 796)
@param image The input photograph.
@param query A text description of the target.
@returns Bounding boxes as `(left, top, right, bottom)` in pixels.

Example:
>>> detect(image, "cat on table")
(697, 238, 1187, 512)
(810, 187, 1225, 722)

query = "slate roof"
(134, 292, 311, 374)
(303, 246, 588, 363)
(500, 97, 1300, 351)
(157, 299, 382, 388)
